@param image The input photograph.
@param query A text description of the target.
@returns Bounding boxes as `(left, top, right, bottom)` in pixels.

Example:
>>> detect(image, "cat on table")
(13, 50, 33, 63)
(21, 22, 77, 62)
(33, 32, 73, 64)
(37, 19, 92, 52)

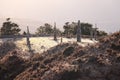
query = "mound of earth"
(0, 41, 17, 59)
(0, 50, 29, 80)
(1, 31, 120, 80)
(15, 32, 120, 80)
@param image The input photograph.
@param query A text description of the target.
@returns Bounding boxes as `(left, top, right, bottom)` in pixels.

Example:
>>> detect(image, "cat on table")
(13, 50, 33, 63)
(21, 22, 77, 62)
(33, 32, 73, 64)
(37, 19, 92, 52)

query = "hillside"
(0, 31, 120, 80)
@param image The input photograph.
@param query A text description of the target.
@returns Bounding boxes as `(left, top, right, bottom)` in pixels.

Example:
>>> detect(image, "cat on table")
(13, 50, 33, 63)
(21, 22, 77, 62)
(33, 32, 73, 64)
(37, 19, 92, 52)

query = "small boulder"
(63, 47, 74, 56)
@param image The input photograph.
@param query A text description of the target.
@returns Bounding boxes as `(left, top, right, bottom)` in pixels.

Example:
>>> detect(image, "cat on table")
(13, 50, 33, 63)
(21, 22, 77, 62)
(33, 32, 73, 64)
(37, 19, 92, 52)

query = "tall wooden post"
(61, 33, 63, 43)
(94, 24, 98, 40)
(26, 26, 32, 52)
(54, 22, 57, 41)
(90, 27, 93, 40)
(77, 20, 81, 42)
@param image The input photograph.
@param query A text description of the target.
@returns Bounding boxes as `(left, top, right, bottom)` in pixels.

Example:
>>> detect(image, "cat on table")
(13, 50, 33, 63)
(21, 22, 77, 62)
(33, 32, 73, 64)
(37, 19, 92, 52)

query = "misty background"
(0, 0, 120, 33)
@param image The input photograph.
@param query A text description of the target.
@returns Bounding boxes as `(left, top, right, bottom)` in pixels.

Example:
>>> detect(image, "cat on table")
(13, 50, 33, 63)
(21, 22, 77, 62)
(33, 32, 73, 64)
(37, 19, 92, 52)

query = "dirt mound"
(1, 32, 120, 80)
(0, 50, 29, 80)
(0, 41, 17, 59)
(15, 32, 120, 80)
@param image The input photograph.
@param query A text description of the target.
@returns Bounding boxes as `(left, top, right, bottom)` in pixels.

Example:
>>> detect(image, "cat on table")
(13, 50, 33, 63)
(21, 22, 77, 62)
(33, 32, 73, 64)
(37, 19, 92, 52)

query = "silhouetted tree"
(36, 23, 53, 35)
(23, 31, 27, 35)
(1, 18, 21, 35)
(36, 23, 61, 36)
(63, 22, 70, 37)
(36, 26, 45, 35)
(44, 23, 53, 34)
(63, 21, 107, 37)
(97, 30, 107, 36)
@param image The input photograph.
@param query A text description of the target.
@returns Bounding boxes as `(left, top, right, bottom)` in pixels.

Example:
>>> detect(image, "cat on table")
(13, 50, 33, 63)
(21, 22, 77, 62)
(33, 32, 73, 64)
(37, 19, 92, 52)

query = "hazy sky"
(0, 0, 120, 33)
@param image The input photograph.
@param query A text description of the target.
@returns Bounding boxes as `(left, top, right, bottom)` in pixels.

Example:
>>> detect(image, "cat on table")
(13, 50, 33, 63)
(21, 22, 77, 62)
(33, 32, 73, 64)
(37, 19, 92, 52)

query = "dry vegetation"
(0, 31, 120, 80)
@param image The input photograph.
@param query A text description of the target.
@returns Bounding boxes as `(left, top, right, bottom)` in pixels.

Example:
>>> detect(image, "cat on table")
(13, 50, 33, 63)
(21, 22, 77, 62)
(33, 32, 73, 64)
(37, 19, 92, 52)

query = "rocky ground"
(0, 32, 120, 80)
